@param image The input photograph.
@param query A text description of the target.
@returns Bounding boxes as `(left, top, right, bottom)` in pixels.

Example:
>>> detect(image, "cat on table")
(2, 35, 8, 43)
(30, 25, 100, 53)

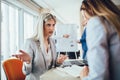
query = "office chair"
(2, 58, 26, 80)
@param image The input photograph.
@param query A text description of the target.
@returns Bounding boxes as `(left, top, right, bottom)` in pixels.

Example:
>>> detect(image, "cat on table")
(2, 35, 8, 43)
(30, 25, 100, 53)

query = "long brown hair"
(80, 0, 120, 36)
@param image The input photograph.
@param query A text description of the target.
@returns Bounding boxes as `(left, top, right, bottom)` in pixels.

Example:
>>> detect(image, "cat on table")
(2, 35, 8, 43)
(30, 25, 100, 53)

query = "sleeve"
(83, 17, 109, 80)
(22, 39, 34, 75)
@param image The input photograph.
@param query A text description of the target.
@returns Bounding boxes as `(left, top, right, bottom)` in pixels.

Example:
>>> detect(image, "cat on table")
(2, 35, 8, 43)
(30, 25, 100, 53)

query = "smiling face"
(43, 19, 56, 37)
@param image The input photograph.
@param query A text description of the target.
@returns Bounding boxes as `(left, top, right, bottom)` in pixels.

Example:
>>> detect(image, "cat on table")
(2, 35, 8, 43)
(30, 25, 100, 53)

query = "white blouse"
(44, 44, 52, 68)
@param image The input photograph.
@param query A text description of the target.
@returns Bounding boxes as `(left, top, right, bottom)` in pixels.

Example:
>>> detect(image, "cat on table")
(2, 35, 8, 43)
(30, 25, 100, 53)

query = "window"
(1, 3, 18, 59)
(1, 2, 37, 61)
(1, 1, 38, 80)
(24, 12, 34, 40)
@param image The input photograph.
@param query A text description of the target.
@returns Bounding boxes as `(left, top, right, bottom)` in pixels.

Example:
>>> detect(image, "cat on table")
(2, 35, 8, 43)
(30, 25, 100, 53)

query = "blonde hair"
(32, 13, 56, 46)
(81, 0, 120, 36)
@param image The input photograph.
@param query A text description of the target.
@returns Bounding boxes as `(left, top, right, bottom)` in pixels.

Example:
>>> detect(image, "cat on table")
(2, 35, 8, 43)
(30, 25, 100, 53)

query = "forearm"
(22, 62, 32, 75)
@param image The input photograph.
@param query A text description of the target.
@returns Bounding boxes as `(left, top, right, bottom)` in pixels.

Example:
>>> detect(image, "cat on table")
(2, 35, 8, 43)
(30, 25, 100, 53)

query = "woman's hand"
(57, 54, 68, 64)
(12, 50, 31, 64)
(80, 66, 89, 80)
(76, 40, 81, 44)
(63, 34, 70, 38)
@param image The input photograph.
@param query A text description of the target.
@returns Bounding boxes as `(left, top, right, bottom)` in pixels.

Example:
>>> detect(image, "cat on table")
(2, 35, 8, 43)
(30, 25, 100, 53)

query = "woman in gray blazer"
(80, 0, 120, 80)
(13, 13, 67, 80)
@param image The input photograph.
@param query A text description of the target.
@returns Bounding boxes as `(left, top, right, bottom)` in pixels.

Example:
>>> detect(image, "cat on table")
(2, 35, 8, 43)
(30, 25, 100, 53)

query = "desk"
(40, 68, 80, 80)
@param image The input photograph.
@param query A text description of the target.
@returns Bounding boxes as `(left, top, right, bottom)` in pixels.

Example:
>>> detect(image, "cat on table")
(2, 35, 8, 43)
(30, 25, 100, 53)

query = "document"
(54, 24, 78, 52)
(57, 65, 83, 78)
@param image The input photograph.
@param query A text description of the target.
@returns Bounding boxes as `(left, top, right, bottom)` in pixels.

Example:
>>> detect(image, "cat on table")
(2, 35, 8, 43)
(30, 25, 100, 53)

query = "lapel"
(49, 38, 56, 67)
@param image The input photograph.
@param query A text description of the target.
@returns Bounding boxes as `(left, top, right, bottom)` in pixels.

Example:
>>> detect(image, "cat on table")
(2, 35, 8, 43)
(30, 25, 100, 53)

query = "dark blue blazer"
(80, 28, 88, 59)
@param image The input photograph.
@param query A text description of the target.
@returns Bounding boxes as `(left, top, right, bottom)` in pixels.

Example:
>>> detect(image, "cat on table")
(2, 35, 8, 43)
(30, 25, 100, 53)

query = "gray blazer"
(83, 16, 120, 80)
(22, 38, 57, 80)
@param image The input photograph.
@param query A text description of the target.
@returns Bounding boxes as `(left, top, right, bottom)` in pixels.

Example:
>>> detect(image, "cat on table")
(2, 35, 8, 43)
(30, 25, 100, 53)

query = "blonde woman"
(80, 0, 120, 80)
(12, 13, 67, 80)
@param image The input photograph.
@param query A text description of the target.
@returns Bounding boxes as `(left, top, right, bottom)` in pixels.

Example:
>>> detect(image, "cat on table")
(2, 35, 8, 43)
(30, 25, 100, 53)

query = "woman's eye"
(47, 24, 51, 26)
(53, 24, 55, 26)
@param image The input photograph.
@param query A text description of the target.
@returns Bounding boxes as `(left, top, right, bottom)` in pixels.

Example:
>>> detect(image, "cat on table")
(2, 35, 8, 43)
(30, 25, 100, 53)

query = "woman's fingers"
(63, 34, 70, 38)
(84, 66, 89, 74)
(12, 50, 31, 63)
(12, 54, 22, 60)
(19, 50, 26, 54)
(12, 55, 17, 58)
(80, 66, 89, 79)
(12, 52, 25, 61)
(57, 54, 68, 64)
(60, 54, 68, 60)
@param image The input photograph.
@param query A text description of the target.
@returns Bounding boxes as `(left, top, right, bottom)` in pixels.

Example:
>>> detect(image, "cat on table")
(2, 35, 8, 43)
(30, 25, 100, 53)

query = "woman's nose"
(50, 26, 55, 30)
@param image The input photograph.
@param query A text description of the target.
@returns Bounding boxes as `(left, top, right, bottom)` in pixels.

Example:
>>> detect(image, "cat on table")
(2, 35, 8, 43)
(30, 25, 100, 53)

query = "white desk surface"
(40, 68, 80, 80)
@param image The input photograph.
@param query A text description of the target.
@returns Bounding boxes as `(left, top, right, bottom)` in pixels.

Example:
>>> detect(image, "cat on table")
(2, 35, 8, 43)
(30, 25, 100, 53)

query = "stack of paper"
(57, 65, 83, 77)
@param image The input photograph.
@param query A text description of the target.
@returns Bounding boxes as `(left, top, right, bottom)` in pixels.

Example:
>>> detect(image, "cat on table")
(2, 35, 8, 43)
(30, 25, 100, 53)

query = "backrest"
(2, 58, 25, 80)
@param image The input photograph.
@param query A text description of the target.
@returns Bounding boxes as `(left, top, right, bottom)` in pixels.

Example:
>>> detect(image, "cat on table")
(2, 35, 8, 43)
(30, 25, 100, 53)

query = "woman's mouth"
(49, 31, 53, 34)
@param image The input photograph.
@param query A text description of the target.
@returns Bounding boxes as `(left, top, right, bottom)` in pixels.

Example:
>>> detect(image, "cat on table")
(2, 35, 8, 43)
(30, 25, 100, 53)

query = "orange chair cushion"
(3, 58, 25, 80)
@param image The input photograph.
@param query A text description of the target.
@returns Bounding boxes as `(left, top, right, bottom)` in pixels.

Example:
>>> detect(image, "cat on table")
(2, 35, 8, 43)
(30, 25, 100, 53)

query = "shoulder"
(25, 38, 39, 46)
(25, 38, 34, 43)
(86, 16, 106, 33)
(86, 16, 108, 47)
(87, 16, 103, 28)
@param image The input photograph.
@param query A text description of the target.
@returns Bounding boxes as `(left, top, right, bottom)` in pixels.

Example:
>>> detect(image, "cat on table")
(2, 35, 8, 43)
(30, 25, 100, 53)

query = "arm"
(82, 17, 109, 80)
(22, 39, 34, 75)
(12, 39, 33, 75)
